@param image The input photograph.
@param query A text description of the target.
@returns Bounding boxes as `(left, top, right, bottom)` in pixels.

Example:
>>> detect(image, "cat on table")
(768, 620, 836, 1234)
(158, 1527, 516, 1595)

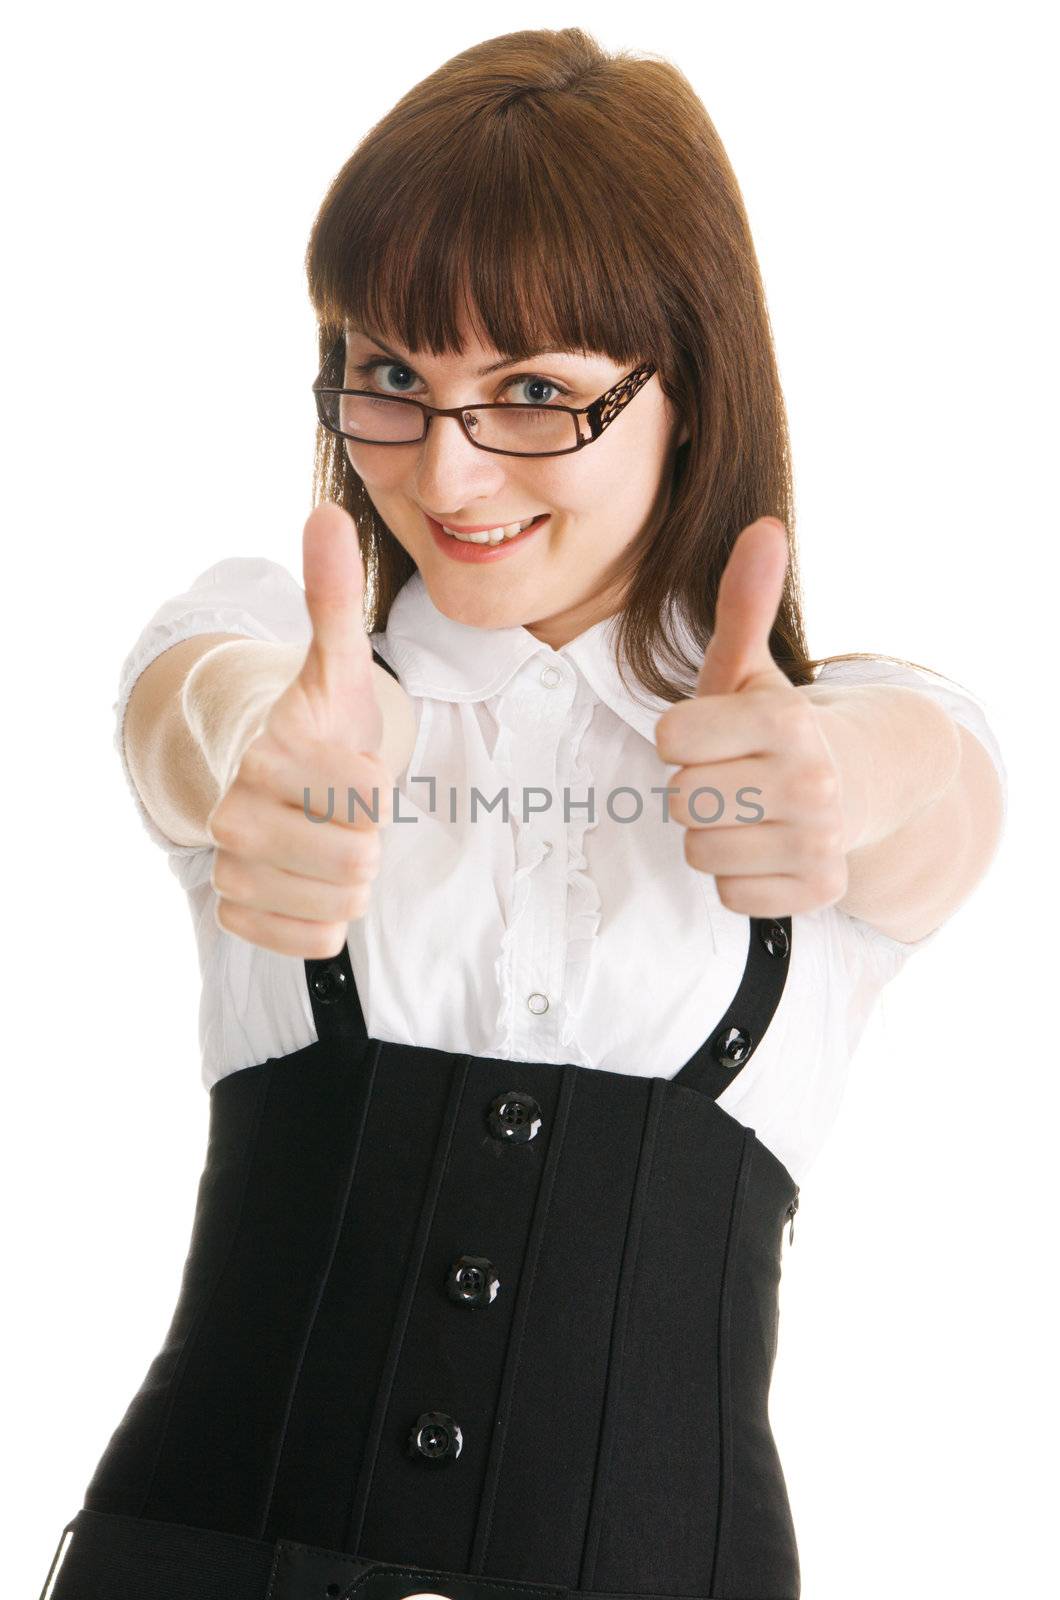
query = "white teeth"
(441, 516, 541, 544)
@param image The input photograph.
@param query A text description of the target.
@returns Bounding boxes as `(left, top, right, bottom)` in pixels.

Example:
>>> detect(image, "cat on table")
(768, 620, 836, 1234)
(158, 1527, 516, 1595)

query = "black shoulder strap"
(305, 941, 369, 1048)
(371, 647, 399, 682)
(302, 643, 398, 1043)
(671, 917, 792, 1099)
(301, 649, 397, 1046)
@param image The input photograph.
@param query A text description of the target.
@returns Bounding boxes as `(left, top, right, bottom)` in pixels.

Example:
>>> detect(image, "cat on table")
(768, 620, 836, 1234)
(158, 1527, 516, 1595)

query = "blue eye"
(353, 359, 418, 393)
(350, 357, 571, 406)
(508, 376, 565, 405)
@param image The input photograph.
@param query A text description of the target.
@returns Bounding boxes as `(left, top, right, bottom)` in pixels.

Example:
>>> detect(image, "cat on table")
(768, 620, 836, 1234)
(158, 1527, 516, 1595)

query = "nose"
(412, 410, 509, 511)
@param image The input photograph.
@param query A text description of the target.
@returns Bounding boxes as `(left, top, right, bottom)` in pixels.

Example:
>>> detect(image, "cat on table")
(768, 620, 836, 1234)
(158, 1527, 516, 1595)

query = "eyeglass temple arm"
(587, 362, 657, 438)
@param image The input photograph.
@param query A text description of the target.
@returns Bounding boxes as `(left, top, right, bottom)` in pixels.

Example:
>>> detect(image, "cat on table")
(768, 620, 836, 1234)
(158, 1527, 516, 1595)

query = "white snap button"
(540, 665, 562, 687)
(527, 993, 550, 1014)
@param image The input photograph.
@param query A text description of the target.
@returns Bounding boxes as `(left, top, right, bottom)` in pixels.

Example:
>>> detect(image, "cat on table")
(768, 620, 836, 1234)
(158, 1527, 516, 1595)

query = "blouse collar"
(379, 570, 702, 742)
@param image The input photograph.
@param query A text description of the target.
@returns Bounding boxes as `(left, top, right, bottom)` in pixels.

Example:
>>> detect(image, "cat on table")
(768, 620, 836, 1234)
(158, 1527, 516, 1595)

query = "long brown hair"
(305, 26, 947, 703)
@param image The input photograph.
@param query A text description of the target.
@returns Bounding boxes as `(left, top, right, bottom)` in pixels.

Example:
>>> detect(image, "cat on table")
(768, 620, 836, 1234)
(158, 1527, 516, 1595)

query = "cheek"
(554, 428, 663, 514)
(530, 451, 616, 515)
(344, 441, 408, 490)
(611, 411, 678, 498)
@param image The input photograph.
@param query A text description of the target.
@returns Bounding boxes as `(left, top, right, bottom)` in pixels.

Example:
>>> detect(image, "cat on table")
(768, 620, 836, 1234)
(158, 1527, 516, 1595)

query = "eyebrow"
(355, 327, 582, 377)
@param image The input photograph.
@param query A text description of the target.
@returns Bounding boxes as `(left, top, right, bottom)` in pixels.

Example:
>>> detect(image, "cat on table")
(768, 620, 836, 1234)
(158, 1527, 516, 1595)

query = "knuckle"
(355, 830, 383, 873)
(341, 883, 372, 920)
(802, 824, 843, 865)
(208, 798, 254, 854)
(215, 896, 243, 936)
(342, 883, 371, 921)
(788, 695, 819, 739)
(345, 887, 373, 922)
(792, 763, 839, 809)
(763, 698, 794, 743)
(211, 849, 248, 900)
(654, 710, 678, 759)
(347, 756, 392, 823)
(812, 862, 849, 903)
(683, 829, 711, 872)
(307, 922, 349, 960)
(341, 829, 381, 881)
(238, 739, 279, 790)
(358, 748, 392, 783)
(716, 880, 749, 915)
(347, 856, 380, 890)
(820, 823, 845, 860)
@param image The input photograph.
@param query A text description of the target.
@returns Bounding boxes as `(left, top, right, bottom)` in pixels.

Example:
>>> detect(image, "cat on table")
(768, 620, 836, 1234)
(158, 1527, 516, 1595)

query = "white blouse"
(112, 557, 1008, 1187)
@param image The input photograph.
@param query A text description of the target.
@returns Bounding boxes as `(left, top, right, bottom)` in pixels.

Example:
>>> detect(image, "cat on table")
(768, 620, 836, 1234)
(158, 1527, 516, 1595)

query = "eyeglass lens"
(318, 390, 580, 455)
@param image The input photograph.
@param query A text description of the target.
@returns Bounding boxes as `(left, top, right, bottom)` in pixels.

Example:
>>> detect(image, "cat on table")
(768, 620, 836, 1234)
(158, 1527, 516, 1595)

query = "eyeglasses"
(312, 334, 657, 458)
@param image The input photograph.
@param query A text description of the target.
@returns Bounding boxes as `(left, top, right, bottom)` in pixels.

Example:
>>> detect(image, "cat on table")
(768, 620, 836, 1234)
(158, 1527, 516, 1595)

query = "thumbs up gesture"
(654, 518, 848, 919)
(207, 502, 394, 959)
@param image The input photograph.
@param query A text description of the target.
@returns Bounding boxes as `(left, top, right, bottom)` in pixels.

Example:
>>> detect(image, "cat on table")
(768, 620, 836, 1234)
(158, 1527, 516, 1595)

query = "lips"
(426, 511, 550, 562)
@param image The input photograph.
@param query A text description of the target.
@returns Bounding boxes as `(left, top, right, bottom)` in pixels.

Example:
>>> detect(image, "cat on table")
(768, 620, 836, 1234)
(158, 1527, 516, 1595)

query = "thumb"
(298, 500, 381, 745)
(696, 518, 790, 697)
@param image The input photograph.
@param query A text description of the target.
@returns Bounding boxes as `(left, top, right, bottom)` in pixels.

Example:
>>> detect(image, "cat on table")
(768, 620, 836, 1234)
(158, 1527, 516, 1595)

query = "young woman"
(39, 26, 1005, 1600)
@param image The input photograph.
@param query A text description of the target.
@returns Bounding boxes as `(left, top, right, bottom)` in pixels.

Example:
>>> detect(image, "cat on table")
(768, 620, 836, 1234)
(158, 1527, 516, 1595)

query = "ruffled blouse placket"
(489, 658, 600, 1063)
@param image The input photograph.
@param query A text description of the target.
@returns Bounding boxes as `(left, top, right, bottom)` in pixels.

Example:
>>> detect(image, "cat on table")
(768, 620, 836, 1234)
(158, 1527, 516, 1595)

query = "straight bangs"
(308, 102, 674, 376)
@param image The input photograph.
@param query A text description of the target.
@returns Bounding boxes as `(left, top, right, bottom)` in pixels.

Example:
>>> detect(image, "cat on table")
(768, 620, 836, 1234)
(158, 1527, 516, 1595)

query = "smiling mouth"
(436, 514, 548, 545)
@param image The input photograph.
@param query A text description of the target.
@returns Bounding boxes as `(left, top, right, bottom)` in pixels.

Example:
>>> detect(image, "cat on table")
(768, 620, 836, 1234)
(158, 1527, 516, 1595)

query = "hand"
(653, 517, 848, 919)
(207, 502, 392, 958)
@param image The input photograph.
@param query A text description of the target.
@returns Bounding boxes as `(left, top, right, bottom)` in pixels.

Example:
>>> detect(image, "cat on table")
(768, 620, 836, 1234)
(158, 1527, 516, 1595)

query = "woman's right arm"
(123, 633, 415, 851)
(120, 504, 417, 957)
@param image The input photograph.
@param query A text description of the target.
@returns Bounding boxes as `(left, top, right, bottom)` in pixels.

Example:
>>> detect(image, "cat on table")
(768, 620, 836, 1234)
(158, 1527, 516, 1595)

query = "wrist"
(809, 702, 873, 854)
(803, 683, 962, 854)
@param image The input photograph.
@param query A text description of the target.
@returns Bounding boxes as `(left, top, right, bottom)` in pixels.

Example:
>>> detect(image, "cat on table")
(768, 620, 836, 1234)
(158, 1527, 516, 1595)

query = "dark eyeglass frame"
(311, 334, 658, 458)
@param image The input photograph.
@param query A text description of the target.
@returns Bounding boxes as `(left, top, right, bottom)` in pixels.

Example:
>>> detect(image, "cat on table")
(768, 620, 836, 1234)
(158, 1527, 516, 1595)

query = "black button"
(487, 1091, 542, 1143)
(712, 1024, 752, 1069)
(407, 1410, 463, 1465)
(446, 1255, 500, 1307)
(758, 919, 790, 960)
(308, 959, 348, 1005)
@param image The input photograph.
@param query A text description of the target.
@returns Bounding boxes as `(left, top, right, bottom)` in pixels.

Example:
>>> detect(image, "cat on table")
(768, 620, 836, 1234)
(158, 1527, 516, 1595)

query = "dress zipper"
(786, 1188, 800, 1244)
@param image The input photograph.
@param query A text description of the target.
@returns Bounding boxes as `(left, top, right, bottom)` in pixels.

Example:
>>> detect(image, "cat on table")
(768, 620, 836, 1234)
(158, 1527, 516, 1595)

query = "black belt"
(40, 1507, 795, 1600)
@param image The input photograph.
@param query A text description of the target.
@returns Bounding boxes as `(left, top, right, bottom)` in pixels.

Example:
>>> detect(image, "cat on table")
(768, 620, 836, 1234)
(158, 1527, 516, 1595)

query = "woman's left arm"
(796, 681, 1005, 943)
(654, 519, 1005, 941)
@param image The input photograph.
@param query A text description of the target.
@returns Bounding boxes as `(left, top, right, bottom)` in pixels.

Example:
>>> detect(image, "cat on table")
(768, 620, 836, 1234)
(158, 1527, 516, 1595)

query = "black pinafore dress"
(39, 658, 802, 1600)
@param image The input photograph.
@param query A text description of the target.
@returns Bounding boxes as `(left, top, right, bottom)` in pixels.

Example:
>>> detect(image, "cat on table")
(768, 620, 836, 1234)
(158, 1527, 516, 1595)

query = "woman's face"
(343, 300, 688, 649)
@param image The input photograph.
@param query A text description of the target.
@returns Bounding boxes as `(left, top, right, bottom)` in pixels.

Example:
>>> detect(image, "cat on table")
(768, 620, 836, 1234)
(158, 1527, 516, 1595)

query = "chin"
(425, 573, 537, 631)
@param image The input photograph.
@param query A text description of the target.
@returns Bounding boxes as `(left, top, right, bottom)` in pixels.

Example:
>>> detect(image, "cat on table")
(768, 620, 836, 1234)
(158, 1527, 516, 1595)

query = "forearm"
(182, 639, 307, 794)
(125, 637, 345, 850)
(183, 639, 419, 797)
(799, 682, 963, 854)
(797, 680, 1006, 942)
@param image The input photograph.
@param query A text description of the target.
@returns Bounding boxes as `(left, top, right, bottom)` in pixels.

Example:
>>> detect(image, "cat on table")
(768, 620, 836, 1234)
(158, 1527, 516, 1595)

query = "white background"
(4, 4, 1055, 1597)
